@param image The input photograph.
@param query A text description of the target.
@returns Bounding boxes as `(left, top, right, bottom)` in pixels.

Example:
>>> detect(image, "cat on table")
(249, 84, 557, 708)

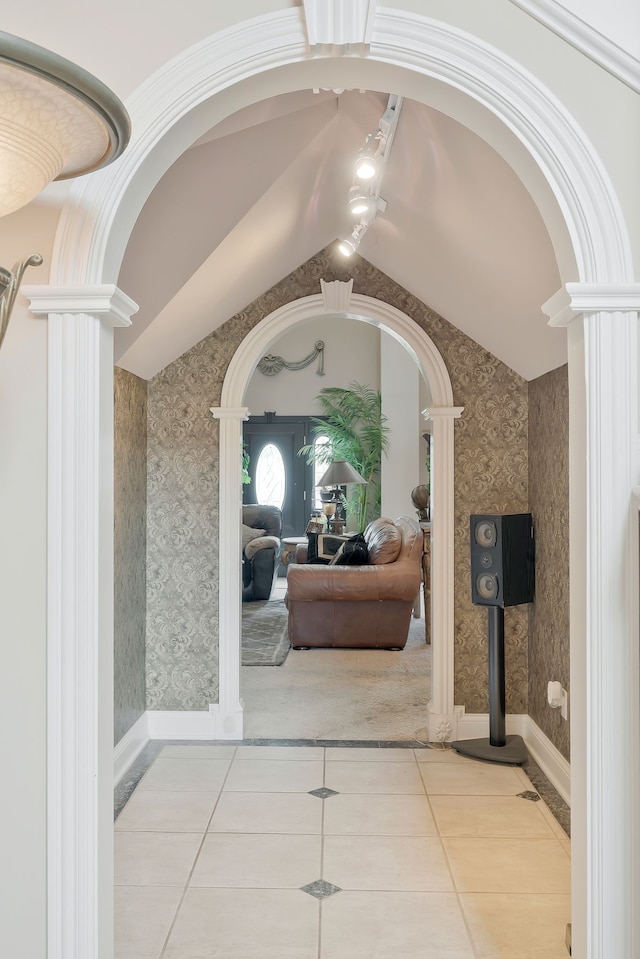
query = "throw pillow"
(242, 523, 266, 551)
(332, 534, 369, 566)
(365, 518, 402, 564)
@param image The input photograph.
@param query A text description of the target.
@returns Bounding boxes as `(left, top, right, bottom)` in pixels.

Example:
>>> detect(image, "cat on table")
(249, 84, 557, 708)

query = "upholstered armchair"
(242, 504, 283, 602)
(285, 516, 422, 649)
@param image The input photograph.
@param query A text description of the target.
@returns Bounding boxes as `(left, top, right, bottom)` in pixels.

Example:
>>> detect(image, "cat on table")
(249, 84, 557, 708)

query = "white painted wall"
(244, 316, 380, 415)
(0, 204, 52, 957)
(380, 332, 421, 520)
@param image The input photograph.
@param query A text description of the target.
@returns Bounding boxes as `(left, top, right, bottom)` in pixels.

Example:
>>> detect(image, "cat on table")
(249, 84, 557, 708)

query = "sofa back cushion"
(364, 518, 402, 565)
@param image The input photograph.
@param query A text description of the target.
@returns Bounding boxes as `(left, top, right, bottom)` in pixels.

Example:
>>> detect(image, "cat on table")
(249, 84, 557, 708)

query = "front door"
(243, 416, 312, 538)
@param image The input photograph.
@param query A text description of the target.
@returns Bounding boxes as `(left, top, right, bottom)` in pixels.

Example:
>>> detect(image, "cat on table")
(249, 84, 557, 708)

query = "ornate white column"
(544, 283, 640, 959)
(423, 405, 463, 741)
(210, 406, 248, 740)
(23, 285, 137, 959)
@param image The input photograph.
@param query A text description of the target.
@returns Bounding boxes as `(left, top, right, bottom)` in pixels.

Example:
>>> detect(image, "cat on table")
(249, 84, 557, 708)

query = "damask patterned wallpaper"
(114, 368, 147, 745)
(528, 365, 570, 759)
(146, 245, 530, 714)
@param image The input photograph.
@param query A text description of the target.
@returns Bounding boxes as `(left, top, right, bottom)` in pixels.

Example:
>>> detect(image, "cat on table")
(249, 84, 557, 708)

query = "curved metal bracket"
(0, 254, 43, 351)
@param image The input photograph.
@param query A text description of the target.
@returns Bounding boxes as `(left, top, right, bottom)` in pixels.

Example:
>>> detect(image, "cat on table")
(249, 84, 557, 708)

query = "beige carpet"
(240, 613, 431, 741)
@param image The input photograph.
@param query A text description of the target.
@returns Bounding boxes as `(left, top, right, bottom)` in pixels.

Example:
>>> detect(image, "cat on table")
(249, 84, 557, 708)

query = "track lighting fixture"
(337, 95, 403, 259)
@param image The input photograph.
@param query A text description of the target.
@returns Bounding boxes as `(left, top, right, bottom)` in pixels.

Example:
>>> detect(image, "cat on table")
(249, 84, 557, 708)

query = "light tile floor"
(115, 743, 571, 958)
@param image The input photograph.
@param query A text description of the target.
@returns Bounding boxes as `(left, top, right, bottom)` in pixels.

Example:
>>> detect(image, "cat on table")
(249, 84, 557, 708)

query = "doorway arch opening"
(214, 290, 461, 739)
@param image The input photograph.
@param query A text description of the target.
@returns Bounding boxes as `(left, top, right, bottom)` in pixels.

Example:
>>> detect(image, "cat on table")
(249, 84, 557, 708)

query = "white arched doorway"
(212, 285, 461, 741)
(23, 8, 639, 959)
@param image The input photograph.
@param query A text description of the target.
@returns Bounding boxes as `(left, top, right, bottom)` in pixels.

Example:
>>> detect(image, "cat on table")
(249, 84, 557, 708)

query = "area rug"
(241, 597, 290, 666)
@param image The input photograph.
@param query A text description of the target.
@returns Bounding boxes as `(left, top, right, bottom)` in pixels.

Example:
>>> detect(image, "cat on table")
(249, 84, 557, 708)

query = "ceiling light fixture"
(0, 31, 131, 352)
(338, 221, 369, 257)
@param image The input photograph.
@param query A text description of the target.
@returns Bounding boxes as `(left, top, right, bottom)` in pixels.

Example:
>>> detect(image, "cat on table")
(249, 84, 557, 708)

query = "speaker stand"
(452, 606, 528, 766)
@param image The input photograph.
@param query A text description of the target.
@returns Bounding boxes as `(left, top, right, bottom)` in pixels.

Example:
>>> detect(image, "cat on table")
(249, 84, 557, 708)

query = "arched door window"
(255, 443, 286, 510)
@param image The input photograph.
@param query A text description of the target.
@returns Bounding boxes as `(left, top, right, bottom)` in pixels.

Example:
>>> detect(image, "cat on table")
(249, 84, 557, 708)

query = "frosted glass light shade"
(0, 32, 130, 216)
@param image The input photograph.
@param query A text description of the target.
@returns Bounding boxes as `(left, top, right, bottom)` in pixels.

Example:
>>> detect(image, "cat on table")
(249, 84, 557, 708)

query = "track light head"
(337, 221, 368, 257)
(354, 148, 378, 181)
(348, 187, 374, 217)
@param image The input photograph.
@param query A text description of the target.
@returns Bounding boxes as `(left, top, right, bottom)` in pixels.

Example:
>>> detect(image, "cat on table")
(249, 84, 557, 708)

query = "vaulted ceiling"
(114, 87, 565, 382)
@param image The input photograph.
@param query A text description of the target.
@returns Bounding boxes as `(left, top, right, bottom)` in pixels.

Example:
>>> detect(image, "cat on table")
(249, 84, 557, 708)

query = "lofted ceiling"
(115, 88, 565, 382)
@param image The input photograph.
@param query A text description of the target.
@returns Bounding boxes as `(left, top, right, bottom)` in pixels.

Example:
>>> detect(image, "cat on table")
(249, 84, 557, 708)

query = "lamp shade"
(317, 460, 367, 487)
(0, 31, 130, 216)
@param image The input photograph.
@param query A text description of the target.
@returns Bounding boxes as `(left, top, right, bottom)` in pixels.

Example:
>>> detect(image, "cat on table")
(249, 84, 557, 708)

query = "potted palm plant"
(299, 382, 389, 531)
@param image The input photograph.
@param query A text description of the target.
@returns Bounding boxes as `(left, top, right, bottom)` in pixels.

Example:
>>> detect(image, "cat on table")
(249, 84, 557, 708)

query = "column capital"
(422, 406, 464, 421)
(22, 284, 138, 328)
(544, 283, 640, 327)
(210, 407, 249, 421)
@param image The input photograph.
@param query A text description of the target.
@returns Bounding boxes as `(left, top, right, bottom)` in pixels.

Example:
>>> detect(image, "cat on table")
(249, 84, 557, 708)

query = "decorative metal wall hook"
(257, 340, 325, 376)
(0, 254, 43, 351)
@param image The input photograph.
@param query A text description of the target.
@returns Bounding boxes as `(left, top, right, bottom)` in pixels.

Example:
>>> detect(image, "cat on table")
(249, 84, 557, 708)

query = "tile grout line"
(157, 744, 239, 959)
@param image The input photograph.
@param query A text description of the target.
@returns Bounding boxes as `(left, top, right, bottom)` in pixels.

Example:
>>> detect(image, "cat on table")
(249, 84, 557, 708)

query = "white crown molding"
(23, 284, 138, 328)
(303, 0, 376, 53)
(509, 0, 640, 94)
(210, 407, 249, 421)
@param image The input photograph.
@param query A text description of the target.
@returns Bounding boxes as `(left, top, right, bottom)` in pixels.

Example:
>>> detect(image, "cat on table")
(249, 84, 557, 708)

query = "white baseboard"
(146, 703, 244, 741)
(113, 711, 149, 786)
(523, 715, 571, 806)
(453, 710, 571, 807)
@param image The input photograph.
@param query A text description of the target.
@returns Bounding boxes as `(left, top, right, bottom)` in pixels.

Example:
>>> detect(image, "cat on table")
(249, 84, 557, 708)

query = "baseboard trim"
(146, 704, 244, 741)
(113, 711, 149, 786)
(523, 715, 571, 806)
(454, 711, 571, 806)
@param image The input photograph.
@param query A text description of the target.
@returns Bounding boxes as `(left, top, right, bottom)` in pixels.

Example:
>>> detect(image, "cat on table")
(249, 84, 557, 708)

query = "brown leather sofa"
(242, 504, 282, 602)
(284, 516, 422, 649)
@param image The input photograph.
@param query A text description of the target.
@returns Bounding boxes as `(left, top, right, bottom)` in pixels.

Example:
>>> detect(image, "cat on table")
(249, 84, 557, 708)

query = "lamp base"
(450, 735, 528, 766)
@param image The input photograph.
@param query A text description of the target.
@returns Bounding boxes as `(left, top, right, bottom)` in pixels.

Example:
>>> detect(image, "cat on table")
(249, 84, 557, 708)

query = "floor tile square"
(162, 888, 319, 959)
(418, 760, 524, 795)
(430, 795, 556, 838)
(224, 758, 324, 792)
(323, 793, 437, 836)
(114, 885, 182, 959)
(160, 744, 237, 759)
(235, 745, 322, 760)
(459, 892, 572, 958)
(325, 747, 415, 762)
(115, 789, 219, 833)
(320, 891, 475, 958)
(137, 757, 231, 792)
(323, 835, 453, 891)
(114, 832, 202, 886)
(208, 791, 322, 834)
(190, 833, 322, 888)
(325, 760, 425, 795)
(444, 838, 572, 893)
(412, 746, 470, 763)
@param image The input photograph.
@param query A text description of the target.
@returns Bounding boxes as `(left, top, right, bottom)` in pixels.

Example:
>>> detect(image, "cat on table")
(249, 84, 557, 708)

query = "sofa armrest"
(285, 561, 420, 604)
(244, 535, 280, 561)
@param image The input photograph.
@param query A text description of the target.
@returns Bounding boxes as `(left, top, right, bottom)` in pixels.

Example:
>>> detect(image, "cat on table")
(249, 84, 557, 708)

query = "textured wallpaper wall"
(528, 365, 570, 759)
(114, 368, 148, 745)
(146, 246, 530, 713)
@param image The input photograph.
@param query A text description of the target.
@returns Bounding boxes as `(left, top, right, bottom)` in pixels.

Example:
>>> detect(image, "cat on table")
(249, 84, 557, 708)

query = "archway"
(25, 8, 638, 959)
(212, 287, 461, 741)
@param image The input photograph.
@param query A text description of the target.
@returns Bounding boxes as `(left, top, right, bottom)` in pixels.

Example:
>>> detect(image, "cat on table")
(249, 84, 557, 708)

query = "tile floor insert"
(115, 741, 571, 958)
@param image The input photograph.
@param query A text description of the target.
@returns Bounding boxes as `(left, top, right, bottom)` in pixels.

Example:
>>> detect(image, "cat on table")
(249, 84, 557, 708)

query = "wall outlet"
(561, 687, 568, 721)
